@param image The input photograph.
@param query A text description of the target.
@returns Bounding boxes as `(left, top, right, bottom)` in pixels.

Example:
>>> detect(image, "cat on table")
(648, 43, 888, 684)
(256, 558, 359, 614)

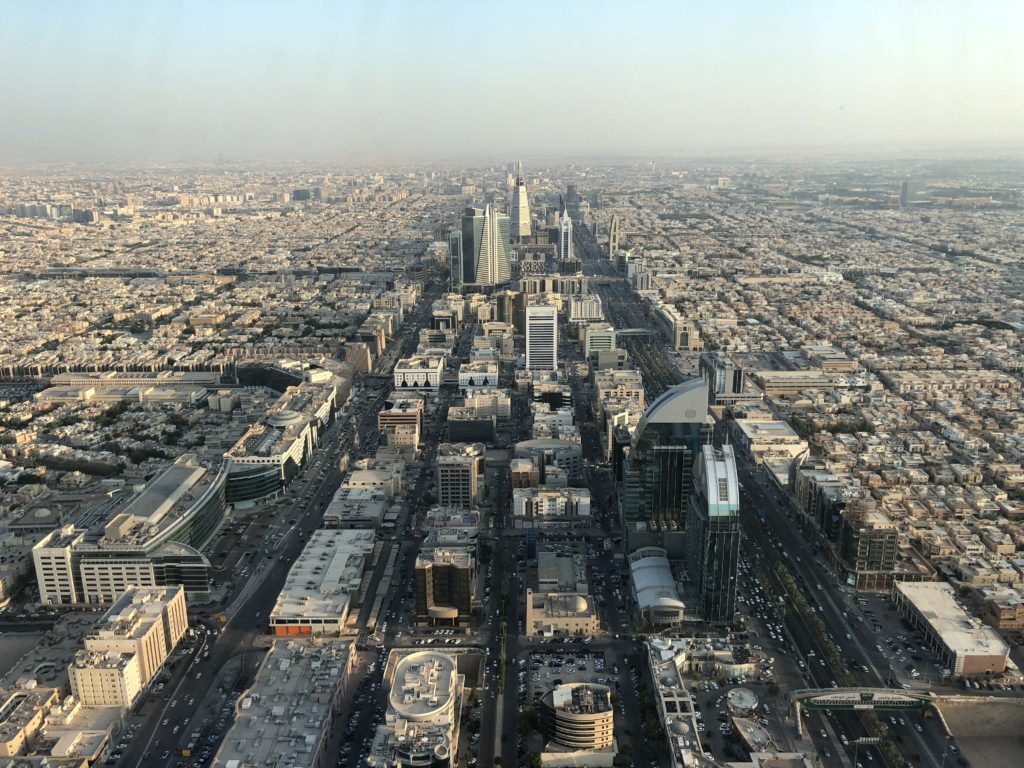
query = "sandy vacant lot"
(937, 699, 1024, 768)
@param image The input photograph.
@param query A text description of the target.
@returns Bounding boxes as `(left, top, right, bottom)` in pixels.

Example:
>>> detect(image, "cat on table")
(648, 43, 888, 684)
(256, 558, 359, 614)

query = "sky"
(1, 0, 1022, 162)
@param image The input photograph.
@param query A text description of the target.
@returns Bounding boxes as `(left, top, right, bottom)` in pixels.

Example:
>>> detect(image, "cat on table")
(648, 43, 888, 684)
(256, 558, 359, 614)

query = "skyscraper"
(526, 300, 558, 371)
(510, 161, 531, 240)
(460, 206, 511, 288)
(687, 444, 741, 624)
(608, 213, 620, 260)
(622, 379, 709, 537)
(559, 200, 573, 262)
(448, 229, 463, 290)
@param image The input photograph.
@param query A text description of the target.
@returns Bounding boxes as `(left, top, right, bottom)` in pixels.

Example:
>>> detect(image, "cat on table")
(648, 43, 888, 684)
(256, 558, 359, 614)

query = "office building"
(513, 487, 591, 527)
(893, 582, 1009, 676)
(460, 205, 511, 288)
(270, 529, 375, 636)
(510, 161, 531, 240)
(540, 683, 615, 753)
(584, 323, 617, 357)
(608, 213, 620, 259)
(367, 651, 464, 768)
(900, 180, 927, 206)
(457, 360, 498, 389)
(378, 396, 425, 439)
(622, 379, 710, 538)
(212, 640, 355, 768)
(33, 455, 224, 605)
(526, 300, 558, 371)
(414, 547, 476, 626)
(687, 445, 741, 624)
(835, 502, 899, 591)
(225, 375, 341, 504)
(559, 204, 574, 262)
(699, 352, 748, 405)
(436, 443, 485, 508)
(394, 355, 445, 389)
(448, 229, 463, 289)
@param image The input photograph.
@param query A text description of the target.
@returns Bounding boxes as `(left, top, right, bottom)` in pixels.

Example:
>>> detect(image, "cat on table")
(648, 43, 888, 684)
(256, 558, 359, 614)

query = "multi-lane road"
(579, 230, 971, 768)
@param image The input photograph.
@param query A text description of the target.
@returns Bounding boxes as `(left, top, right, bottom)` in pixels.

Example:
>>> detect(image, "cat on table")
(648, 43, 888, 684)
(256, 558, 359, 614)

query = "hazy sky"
(2, 0, 1022, 161)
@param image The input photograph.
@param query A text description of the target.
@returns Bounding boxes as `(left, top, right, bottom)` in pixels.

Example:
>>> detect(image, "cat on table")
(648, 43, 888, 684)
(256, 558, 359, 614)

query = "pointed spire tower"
(509, 160, 531, 240)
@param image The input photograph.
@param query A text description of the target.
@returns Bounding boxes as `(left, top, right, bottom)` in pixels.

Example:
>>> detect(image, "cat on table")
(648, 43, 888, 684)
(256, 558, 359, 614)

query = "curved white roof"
(642, 378, 708, 425)
(629, 549, 685, 614)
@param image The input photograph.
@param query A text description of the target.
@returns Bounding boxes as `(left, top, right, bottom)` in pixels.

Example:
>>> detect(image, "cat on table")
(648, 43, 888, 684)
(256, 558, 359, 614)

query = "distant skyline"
(2, 0, 1022, 162)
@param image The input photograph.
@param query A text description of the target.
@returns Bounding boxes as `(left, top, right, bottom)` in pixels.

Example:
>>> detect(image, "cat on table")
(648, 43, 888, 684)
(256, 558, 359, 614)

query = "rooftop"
(270, 529, 375, 626)
(212, 640, 353, 768)
(896, 581, 1009, 658)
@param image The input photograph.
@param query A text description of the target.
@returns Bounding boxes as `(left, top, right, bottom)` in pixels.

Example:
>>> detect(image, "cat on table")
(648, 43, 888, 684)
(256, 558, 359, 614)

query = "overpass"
(616, 328, 657, 338)
(789, 688, 935, 740)
(792, 688, 934, 712)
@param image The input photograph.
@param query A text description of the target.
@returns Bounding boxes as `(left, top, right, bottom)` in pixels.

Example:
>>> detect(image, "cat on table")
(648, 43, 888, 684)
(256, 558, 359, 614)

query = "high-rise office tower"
(510, 161, 531, 240)
(608, 214, 620, 260)
(526, 301, 558, 371)
(900, 180, 926, 206)
(559, 200, 573, 262)
(687, 444, 741, 624)
(448, 229, 463, 289)
(622, 378, 709, 534)
(699, 352, 746, 405)
(460, 206, 511, 288)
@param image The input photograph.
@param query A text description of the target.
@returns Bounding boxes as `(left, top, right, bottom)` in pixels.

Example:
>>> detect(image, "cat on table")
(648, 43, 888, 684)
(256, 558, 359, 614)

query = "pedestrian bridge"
(617, 328, 657, 337)
(791, 688, 933, 712)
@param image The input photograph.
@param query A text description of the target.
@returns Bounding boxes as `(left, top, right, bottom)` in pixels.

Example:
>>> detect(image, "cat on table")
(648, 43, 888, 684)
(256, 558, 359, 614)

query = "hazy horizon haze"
(2, 0, 1022, 163)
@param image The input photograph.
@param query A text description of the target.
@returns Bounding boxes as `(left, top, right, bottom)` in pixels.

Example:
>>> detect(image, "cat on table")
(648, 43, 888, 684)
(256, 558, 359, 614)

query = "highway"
(117, 281, 445, 768)
(576, 221, 961, 768)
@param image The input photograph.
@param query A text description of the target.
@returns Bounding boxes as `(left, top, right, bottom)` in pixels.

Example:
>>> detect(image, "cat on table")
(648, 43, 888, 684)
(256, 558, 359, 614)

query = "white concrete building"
(394, 355, 445, 389)
(527, 302, 559, 372)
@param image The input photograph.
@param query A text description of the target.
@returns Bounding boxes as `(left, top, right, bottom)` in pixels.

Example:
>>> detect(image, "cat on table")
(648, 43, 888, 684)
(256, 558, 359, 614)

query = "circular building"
(540, 683, 615, 751)
(726, 687, 759, 717)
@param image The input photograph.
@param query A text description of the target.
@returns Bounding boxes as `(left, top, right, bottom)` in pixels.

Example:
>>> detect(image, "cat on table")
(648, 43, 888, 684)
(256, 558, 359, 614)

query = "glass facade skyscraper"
(622, 379, 709, 532)
(687, 444, 741, 624)
(460, 205, 511, 288)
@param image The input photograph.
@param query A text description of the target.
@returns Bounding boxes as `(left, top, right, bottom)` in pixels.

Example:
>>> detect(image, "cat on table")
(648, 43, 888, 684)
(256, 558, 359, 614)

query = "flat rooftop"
(212, 640, 352, 768)
(270, 530, 375, 625)
(896, 581, 1009, 658)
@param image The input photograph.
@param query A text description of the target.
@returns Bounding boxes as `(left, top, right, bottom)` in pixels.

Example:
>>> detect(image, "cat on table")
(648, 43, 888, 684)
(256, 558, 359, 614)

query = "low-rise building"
(212, 640, 355, 768)
(269, 529, 375, 636)
(893, 581, 1009, 676)
(525, 590, 599, 637)
(394, 355, 445, 389)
